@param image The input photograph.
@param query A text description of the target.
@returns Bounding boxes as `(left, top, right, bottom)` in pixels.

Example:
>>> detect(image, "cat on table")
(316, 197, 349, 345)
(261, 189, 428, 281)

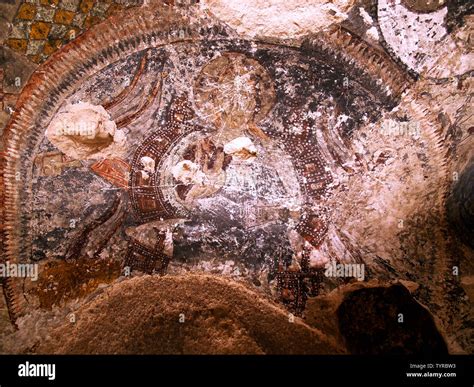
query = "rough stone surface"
(200, 0, 355, 39)
(28, 275, 346, 354)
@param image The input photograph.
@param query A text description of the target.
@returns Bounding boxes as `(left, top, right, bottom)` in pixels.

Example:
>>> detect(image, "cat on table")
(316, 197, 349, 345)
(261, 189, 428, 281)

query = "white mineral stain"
(172, 160, 206, 185)
(140, 156, 156, 174)
(223, 136, 257, 161)
(46, 102, 125, 160)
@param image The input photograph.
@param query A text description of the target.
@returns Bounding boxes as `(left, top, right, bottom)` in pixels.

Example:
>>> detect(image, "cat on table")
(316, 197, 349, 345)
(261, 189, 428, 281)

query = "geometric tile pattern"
(7, 0, 142, 63)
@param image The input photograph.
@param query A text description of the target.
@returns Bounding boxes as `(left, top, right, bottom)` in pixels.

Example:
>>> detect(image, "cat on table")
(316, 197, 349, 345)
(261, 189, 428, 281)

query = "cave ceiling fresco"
(0, 0, 472, 355)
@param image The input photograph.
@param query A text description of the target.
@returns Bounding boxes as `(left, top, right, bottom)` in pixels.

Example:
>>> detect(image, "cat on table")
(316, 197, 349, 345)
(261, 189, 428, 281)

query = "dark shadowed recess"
(447, 162, 474, 249)
(337, 284, 448, 355)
